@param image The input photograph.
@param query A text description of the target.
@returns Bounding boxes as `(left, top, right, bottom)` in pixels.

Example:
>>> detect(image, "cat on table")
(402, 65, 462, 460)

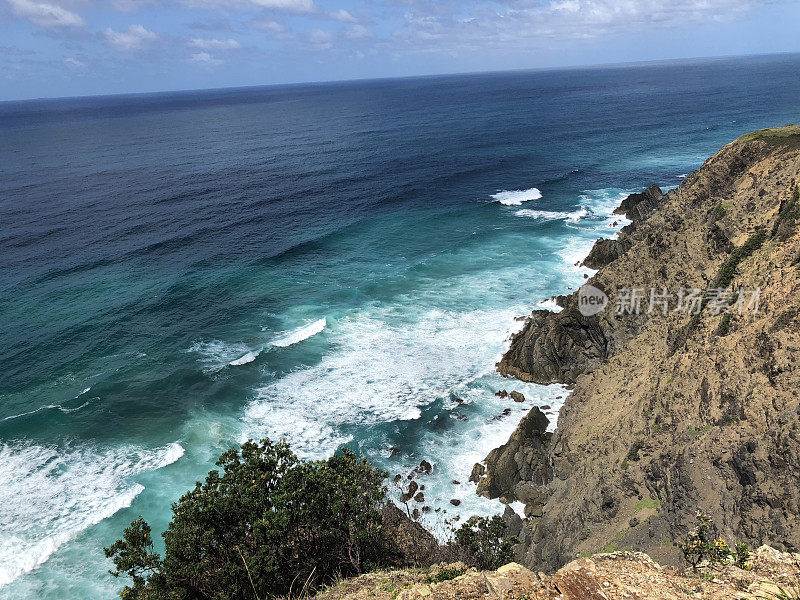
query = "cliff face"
(487, 125, 800, 570)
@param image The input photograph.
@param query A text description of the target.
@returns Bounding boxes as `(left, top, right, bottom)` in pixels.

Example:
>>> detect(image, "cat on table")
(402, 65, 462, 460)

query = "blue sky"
(1, 0, 800, 100)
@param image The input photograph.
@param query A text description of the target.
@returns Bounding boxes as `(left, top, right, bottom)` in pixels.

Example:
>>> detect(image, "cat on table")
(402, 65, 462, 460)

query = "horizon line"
(3, 50, 799, 106)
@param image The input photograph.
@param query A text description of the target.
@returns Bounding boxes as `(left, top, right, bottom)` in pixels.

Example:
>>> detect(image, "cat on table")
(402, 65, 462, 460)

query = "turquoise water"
(1, 54, 800, 598)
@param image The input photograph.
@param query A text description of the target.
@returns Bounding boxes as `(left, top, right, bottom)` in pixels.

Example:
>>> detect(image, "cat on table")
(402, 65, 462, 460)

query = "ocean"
(1, 53, 799, 599)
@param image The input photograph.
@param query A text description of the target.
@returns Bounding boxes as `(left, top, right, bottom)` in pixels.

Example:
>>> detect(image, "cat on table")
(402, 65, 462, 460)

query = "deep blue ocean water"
(1, 53, 799, 599)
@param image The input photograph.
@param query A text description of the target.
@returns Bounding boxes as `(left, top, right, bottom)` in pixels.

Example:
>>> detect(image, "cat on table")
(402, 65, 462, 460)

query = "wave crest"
(490, 187, 542, 206)
(0, 441, 183, 588)
(271, 317, 327, 348)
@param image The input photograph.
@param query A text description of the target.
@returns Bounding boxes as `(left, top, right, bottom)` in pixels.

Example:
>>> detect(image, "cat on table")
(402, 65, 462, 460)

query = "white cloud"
(108, 0, 160, 11)
(251, 19, 284, 32)
(249, 0, 314, 11)
(308, 28, 335, 48)
(250, 19, 296, 39)
(396, 0, 761, 49)
(190, 51, 223, 65)
(184, 0, 315, 12)
(104, 24, 158, 51)
(189, 37, 241, 50)
(7, 0, 84, 27)
(346, 24, 371, 39)
(328, 8, 356, 22)
(64, 57, 86, 68)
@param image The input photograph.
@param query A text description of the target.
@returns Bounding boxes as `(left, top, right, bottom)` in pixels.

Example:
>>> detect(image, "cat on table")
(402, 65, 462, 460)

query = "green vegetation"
(626, 439, 645, 462)
(106, 439, 391, 600)
(680, 511, 749, 573)
(711, 202, 727, 220)
(599, 530, 629, 554)
(739, 124, 800, 149)
(633, 498, 661, 512)
(771, 308, 797, 333)
(718, 312, 733, 336)
(714, 228, 767, 289)
(451, 515, 517, 571)
(427, 565, 467, 584)
(772, 186, 800, 240)
(669, 229, 767, 356)
(106, 439, 519, 599)
(686, 424, 713, 440)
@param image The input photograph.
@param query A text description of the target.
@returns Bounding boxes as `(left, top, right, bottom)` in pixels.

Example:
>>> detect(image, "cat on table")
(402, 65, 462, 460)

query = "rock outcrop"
(583, 238, 629, 269)
(489, 125, 800, 571)
(476, 407, 552, 509)
(318, 546, 800, 600)
(614, 183, 665, 225)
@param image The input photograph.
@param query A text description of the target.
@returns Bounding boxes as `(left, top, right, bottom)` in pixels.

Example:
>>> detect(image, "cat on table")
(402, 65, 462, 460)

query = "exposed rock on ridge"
(318, 545, 800, 600)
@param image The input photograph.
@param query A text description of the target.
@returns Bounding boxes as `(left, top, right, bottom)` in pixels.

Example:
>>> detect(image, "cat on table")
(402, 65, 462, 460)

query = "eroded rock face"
(476, 407, 552, 506)
(497, 308, 612, 385)
(492, 128, 800, 571)
(380, 503, 440, 565)
(583, 238, 630, 270)
(614, 184, 665, 225)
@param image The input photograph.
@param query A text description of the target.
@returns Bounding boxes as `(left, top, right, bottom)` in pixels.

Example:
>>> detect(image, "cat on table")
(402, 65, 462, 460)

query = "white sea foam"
(490, 187, 542, 206)
(515, 207, 588, 222)
(536, 298, 563, 313)
(230, 351, 258, 366)
(243, 307, 524, 458)
(388, 377, 569, 532)
(270, 317, 327, 348)
(188, 340, 254, 373)
(0, 441, 183, 588)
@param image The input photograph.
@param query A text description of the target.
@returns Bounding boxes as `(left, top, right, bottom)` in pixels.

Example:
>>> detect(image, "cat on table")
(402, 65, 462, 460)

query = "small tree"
(680, 510, 740, 573)
(452, 515, 517, 570)
(106, 439, 389, 600)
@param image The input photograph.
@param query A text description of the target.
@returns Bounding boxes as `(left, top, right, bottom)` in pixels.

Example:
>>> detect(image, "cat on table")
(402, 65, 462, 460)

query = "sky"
(1, 0, 800, 100)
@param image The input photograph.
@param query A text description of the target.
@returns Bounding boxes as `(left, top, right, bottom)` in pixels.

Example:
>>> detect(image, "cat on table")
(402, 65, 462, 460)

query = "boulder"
(509, 391, 526, 403)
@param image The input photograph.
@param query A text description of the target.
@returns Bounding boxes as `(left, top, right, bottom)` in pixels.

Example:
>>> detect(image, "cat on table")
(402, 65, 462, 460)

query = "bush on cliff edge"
(105, 439, 390, 600)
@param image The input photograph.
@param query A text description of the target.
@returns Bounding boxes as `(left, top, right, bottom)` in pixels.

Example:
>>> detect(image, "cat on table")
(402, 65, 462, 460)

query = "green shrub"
(427, 565, 467, 583)
(714, 229, 767, 289)
(718, 312, 732, 336)
(771, 308, 797, 333)
(734, 541, 750, 570)
(451, 515, 517, 570)
(680, 510, 748, 573)
(105, 439, 390, 600)
(772, 186, 800, 240)
(626, 439, 645, 462)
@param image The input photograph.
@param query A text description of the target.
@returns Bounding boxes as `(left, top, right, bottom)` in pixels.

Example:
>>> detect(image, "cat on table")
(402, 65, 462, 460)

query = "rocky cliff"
(487, 125, 800, 570)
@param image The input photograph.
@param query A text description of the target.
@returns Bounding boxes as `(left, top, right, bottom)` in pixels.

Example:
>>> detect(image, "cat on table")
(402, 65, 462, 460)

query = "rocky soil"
(317, 546, 800, 600)
(486, 125, 800, 570)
